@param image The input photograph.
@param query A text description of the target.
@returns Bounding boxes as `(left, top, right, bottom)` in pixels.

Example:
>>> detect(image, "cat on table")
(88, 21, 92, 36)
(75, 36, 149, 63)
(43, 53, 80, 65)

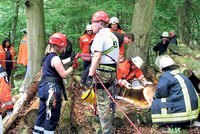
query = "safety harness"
(97, 31, 118, 71)
(41, 76, 67, 120)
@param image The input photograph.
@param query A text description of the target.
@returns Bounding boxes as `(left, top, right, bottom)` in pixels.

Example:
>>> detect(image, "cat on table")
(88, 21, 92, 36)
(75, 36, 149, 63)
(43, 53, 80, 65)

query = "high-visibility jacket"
(79, 33, 95, 55)
(0, 45, 15, 69)
(110, 29, 125, 55)
(17, 35, 28, 66)
(151, 70, 200, 124)
(117, 60, 144, 86)
(0, 65, 13, 113)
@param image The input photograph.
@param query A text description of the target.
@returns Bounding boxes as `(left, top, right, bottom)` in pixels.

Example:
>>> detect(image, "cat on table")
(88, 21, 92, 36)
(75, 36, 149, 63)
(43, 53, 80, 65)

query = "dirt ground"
(5, 80, 200, 134)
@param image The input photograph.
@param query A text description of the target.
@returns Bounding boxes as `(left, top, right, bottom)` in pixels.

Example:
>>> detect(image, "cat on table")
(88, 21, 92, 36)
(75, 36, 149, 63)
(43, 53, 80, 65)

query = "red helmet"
(49, 32, 67, 48)
(91, 11, 109, 23)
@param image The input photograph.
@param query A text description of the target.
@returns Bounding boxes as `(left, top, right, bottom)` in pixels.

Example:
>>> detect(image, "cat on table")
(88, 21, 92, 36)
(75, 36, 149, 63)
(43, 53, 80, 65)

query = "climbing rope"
(95, 74, 143, 134)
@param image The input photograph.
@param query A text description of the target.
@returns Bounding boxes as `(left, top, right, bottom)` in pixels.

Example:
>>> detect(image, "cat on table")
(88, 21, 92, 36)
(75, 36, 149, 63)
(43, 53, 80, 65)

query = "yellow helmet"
(81, 88, 96, 104)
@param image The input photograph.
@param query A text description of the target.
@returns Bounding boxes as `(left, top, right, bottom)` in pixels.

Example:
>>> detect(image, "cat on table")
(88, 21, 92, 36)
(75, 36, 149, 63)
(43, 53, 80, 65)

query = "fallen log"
(24, 98, 39, 128)
(168, 43, 200, 59)
(56, 76, 74, 134)
(167, 43, 200, 80)
(3, 71, 41, 133)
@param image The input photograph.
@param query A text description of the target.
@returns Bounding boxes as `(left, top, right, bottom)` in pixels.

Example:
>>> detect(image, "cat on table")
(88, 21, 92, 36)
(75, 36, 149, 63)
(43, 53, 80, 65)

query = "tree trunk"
(10, 0, 20, 89)
(126, 0, 156, 63)
(177, 0, 191, 45)
(21, 0, 46, 91)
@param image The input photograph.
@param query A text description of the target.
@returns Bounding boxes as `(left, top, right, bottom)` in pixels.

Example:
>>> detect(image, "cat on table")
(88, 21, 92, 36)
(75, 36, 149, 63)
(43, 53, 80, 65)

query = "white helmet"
(109, 17, 119, 24)
(85, 24, 93, 30)
(155, 55, 174, 69)
(131, 56, 144, 68)
(161, 31, 169, 38)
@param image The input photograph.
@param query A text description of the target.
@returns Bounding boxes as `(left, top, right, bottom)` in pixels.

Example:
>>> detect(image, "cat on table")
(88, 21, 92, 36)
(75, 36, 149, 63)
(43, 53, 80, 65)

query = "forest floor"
(5, 76, 200, 134)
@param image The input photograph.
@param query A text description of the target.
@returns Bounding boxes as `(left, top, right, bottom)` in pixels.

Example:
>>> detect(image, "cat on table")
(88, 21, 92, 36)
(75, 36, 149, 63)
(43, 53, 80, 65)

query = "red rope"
(95, 74, 143, 134)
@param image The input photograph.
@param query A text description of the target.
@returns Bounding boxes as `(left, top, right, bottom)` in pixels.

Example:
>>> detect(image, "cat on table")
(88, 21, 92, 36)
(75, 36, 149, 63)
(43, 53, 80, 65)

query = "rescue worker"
(153, 31, 170, 56)
(0, 64, 14, 133)
(33, 32, 79, 134)
(169, 30, 178, 45)
(79, 24, 95, 70)
(117, 56, 152, 91)
(151, 55, 200, 127)
(108, 17, 126, 62)
(80, 32, 131, 87)
(0, 38, 16, 82)
(85, 11, 134, 133)
(17, 29, 28, 66)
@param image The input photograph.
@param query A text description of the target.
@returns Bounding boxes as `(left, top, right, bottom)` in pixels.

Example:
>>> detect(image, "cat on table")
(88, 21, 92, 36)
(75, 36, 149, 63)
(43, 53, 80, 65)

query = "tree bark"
(21, 0, 46, 91)
(10, 0, 20, 89)
(126, 0, 156, 62)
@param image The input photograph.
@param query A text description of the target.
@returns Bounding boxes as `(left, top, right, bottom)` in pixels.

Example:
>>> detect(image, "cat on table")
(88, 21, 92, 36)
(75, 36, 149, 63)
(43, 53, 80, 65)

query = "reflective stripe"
(44, 130, 54, 134)
(33, 132, 40, 134)
(4, 101, 13, 106)
(152, 109, 199, 122)
(161, 98, 167, 114)
(102, 41, 117, 55)
(174, 74, 191, 112)
(34, 126, 44, 131)
(0, 72, 7, 77)
(98, 64, 116, 71)
(152, 70, 199, 123)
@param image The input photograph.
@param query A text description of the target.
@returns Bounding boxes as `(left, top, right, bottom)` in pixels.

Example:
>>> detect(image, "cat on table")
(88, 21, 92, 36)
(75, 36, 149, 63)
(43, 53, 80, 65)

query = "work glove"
(71, 60, 79, 69)
(74, 53, 81, 61)
(85, 76, 93, 89)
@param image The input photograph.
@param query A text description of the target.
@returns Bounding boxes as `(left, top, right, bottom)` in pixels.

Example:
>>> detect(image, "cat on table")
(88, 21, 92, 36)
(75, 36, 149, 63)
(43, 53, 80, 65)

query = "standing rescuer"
(108, 17, 126, 63)
(33, 32, 79, 134)
(85, 10, 132, 133)
(79, 24, 95, 70)
(0, 64, 14, 133)
(0, 38, 16, 82)
(85, 11, 115, 134)
(17, 29, 28, 66)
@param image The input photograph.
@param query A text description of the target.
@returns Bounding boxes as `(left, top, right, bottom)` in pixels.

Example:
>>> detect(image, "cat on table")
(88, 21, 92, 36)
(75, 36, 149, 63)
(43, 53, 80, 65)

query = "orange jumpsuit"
(79, 33, 95, 56)
(17, 35, 28, 66)
(117, 60, 143, 86)
(0, 65, 13, 113)
(0, 45, 15, 69)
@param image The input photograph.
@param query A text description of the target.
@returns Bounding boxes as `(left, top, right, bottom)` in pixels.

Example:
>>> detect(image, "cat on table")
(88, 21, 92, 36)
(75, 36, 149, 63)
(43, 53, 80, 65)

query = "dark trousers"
(33, 82, 62, 133)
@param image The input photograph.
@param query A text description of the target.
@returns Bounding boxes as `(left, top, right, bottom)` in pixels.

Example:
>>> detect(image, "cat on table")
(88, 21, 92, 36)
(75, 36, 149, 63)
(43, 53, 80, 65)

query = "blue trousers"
(33, 82, 62, 134)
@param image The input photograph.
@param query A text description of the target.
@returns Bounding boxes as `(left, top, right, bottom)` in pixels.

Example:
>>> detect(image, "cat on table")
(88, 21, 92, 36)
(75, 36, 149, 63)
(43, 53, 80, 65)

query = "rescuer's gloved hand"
(71, 60, 79, 69)
(85, 76, 93, 89)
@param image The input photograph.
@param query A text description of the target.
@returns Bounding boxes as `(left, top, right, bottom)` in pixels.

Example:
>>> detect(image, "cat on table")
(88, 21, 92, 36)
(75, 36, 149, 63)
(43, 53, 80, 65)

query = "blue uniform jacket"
(151, 70, 200, 124)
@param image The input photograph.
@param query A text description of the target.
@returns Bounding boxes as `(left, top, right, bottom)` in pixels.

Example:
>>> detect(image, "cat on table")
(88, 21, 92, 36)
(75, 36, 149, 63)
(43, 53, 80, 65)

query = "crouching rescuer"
(0, 64, 14, 133)
(151, 55, 200, 127)
(33, 32, 80, 134)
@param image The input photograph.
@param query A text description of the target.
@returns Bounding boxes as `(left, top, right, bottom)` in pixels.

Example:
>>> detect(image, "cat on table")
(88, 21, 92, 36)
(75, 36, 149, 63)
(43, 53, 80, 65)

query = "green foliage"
(168, 127, 181, 134)
(0, 0, 199, 53)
